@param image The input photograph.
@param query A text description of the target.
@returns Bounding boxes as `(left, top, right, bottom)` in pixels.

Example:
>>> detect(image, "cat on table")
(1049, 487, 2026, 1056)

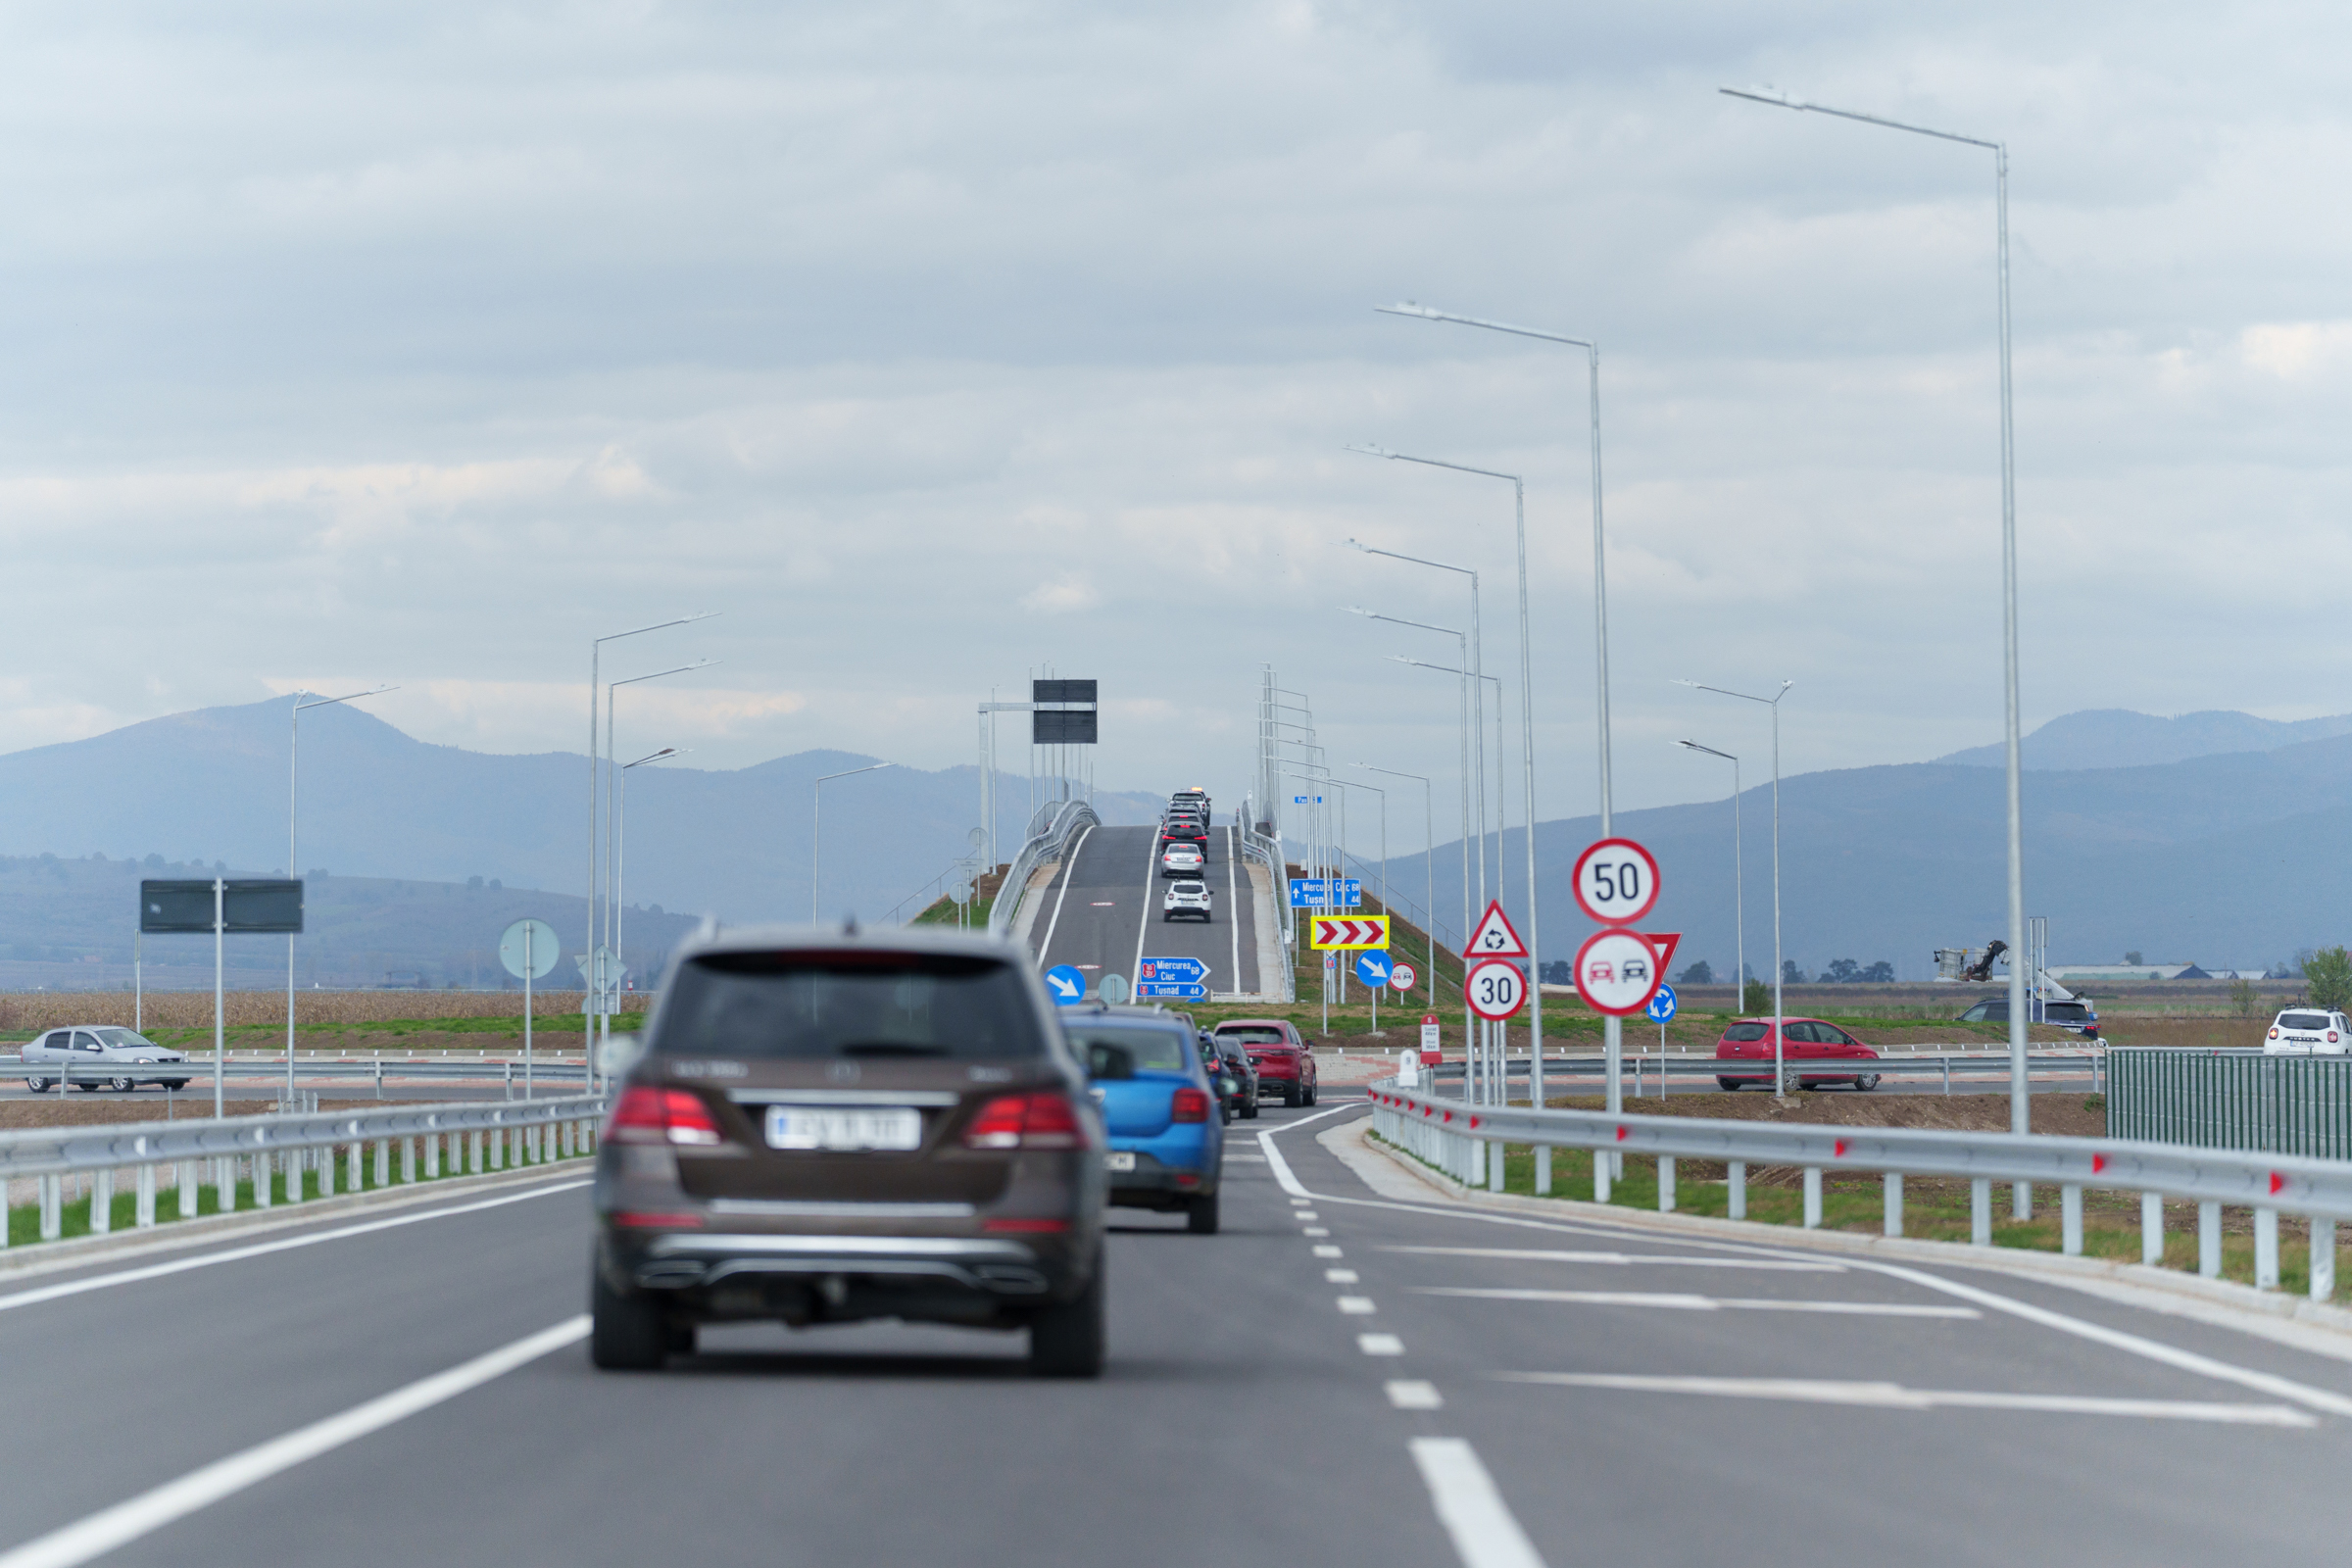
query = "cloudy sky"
(3, 0, 2346, 843)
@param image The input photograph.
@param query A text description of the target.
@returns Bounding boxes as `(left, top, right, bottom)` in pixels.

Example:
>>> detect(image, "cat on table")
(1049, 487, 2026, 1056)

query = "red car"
(1212, 1018, 1318, 1107)
(1713, 1017, 1881, 1091)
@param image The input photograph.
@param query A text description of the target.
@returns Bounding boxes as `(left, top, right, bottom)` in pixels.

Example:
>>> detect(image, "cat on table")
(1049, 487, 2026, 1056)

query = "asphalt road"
(1029, 821, 1262, 1001)
(3, 1098, 2349, 1565)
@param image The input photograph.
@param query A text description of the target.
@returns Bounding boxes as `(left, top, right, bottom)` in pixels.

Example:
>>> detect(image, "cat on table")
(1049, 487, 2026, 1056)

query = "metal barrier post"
(2198, 1202, 2222, 1277)
(1971, 1178, 1991, 1245)
(135, 1164, 156, 1229)
(1802, 1168, 1822, 1228)
(1592, 1150, 1610, 1202)
(2141, 1193, 2163, 1264)
(256, 1152, 274, 1208)
(2254, 1207, 2279, 1290)
(373, 1141, 388, 1190)
(403, 1138, 416, 1184)
(425, 1134, 441, 1179)
(2313, 1218, 2336, 1301)
(1658, 1157, 1676, 1213)
(38, 1175, 59, 1241)
(320, 1143, 335, 1197)
(1883, 1173, 1902, 1237)
(1728, 1160, 1745, 1219)
(1488, 1140, 1503, 1193)
(2061, 1184, 2082, 1255)
(89, 1169, 112, 1235)
(178, 1161, 198, 1220)
(1535, 1146, 1550, 1195)
(349, 1141, 363, 1193)
(216, 1157, 233, 1213)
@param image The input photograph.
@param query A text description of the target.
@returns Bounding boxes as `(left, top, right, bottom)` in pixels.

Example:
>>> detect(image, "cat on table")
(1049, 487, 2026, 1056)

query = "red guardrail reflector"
(1834, 1139, 1848, 1158)
(2271, 1172, 2286, 1195)
(2091, 1153, 2107, 1174)
(1614, 1126, 1628, 1142)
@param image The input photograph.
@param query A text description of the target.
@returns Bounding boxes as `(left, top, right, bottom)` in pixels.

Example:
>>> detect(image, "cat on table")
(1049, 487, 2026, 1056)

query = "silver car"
(23, 1027, 191, 1093)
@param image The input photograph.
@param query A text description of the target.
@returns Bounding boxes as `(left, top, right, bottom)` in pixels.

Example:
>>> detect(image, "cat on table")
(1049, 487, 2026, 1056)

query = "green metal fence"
(2107, 1048, 2352, 1158)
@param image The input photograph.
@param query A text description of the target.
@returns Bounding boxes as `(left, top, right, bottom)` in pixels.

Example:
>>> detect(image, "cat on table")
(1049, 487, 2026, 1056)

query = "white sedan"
(22, 1027, 192, 1092)
(1162, 880, 1213, 922)
(1160, 842, 1204, 877)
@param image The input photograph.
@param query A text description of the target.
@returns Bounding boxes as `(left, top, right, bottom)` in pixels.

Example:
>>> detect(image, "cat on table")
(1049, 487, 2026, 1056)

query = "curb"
(1340, 1121, 2352, 1367)
(0, 1158, 593, 1283)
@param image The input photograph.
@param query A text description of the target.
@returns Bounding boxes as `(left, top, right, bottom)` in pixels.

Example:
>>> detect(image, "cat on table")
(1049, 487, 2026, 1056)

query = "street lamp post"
(288, 683, 397, 1102)
(1393, 658, 1504, 923)
(1347, 608, 1473, 971)
(1355, 763, 1438, 1015)
(1681, 681, 1790, 1093)
(814, 763, 895, 922)
(1721, 83, 2029, 1213)
(605, 659, 716, 1066)
(1677, 741, 1744, 1016)
(1378, 302, 1610, 1168)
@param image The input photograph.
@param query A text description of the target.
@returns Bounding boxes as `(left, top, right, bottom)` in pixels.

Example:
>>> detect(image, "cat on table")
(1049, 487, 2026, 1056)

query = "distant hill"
(0, 700, 1169, 940)
(1937, 709, 2352, 770)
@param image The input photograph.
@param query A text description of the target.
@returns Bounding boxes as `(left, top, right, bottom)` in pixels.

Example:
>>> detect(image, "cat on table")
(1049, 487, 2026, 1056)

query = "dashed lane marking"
(1338, 1297, 1378, 1314)
(1358, 1333, 1405, 1355)
(1409, 1437, 1548, 1568)
(1387, 1380, 1444, 1410)
(1327, 1269, 1360, 1284)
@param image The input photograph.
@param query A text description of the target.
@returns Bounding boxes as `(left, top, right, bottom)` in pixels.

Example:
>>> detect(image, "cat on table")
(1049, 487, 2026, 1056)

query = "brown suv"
(589, 925, 1108, 1376)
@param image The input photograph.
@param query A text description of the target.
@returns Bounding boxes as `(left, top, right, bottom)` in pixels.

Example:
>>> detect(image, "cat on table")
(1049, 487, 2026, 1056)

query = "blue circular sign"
(1044, 964, 1087, 1005)
(1645, 983, 1679, 1023)
(1354, 952, 1393, 988)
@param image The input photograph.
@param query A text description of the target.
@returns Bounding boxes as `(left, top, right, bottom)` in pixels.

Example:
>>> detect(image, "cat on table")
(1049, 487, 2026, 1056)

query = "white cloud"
(1019, 573, 1102, 614)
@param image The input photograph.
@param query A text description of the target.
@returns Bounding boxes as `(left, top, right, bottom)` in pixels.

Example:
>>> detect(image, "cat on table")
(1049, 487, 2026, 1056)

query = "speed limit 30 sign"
(1464, 957, 1528, 1020)
(1572, 837, 1660, 926)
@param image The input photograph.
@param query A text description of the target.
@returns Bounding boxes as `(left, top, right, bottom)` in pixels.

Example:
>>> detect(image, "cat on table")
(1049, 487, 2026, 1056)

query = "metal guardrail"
(2109, 1048, 2352, 1159)
(0, 1056, 588, 1095)
(1235, 821, 1294, 1003)
(1367, 1073, 2352, 1298)
(988, 798, 1101, 939)
(1427, 1051, 2107, 1096)
(0, 1094, 609, 1250)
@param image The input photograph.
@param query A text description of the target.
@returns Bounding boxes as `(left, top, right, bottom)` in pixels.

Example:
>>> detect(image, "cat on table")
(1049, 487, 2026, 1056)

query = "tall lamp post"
(1721, 83, 2029, 1212)
(1392, 657, 1505, 915)
(1346, 606, 1474, 948)
(614, 747, 682, 1083)
(1680, 681, 1790, 1094)
(1677, 740, 1744, 1015)
(288, 683, 397, 1102)
(814, 762, 895, 922)
(605, 660, 716, 1066)
(1355, 762, 1437, 1011)
(1377, 302, 1610, 1167)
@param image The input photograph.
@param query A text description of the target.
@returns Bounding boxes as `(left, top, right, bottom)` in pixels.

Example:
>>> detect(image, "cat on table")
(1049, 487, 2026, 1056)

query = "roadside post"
(1645, 983, 1679, 1099)
(501, 918, 561, 1099)
(141, 878, 303, 1120)
(1570, 837, 1663, 1184)
(1355, 951, 1392, 1033)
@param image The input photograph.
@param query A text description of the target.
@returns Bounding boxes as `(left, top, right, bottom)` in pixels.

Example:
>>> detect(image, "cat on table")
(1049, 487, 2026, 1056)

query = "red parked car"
(1211, 1018, 1318, 1107)
(1714, 1017, 1882, 1091)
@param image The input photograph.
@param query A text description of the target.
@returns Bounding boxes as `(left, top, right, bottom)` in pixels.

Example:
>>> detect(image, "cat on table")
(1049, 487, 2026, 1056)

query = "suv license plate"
(764, 1106, 922, 1152)
(1104, 1152, 1137, 1172)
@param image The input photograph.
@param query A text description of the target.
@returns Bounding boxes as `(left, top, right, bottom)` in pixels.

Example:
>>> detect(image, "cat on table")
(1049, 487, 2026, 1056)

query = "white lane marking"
(0, 1180, 590, 1317)
(0, 1316, 589, 1568)
(1303, 1227, 1331, 1237)
(1327, 1269, 1360, 1284)
(1495, 1373, 2317, 1427)
(1313, 1246, 1345, 1258)
(1380, 1246, 1843, 1272)
(1409, 1437, 1548, 1568)
(1412, 1287, 1977, 1318)
(1129, 825, 1158, 987)
(1388, 1380, 1444, 1410)
(1225, 823, 1244, 990)
(1295, 1210, 1321, 1221)
(1290, 1197, 1312, 1206)
(1338, 1296, 1378, 1314)
(1033, 823, 1097, 966)
(1257, 1104, 1357, 1198)
(1359, 1333, 1405, 1355)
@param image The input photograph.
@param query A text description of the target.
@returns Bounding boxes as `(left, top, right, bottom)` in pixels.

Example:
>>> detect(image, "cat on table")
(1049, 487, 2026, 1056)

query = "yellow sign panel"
(1309, 914, 1390, 951)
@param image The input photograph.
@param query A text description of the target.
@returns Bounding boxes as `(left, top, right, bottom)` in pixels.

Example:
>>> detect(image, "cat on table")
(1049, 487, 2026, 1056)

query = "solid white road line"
(1225, 823, 1244, 990)
(1409, 1437, 1548, 1568)
(1387, 1380, 1444, 1409)
(1494, 1373, 2317, 1427)
(0, 1316, 590, 1568)
(1412, 1287, 1978, 1318)
(1033, 823, 1097, 968)
(0, 1180, 590, 1317)
(1129, 825, 1158, 986)
(1257, 1104, 1359, 1197)
(1379, 1246, 1842, 1272)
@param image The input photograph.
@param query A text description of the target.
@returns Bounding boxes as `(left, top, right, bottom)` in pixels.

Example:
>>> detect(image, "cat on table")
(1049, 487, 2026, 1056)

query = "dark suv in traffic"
(590, 925, 1109, 1376)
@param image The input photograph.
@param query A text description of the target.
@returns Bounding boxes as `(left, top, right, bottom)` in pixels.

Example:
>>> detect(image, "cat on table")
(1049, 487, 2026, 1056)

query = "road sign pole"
(524, 923, 534, 1101)
(213, 876, 224, 1120)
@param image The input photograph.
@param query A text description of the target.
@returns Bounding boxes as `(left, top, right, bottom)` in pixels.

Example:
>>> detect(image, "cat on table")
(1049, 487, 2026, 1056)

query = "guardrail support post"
(2061, 1184, 2082, 1256)
(348, 1141, 362, 1193)
(1728, 1160, 1745, 1219)
(2140, 1193, 2163, 1265)
(1658, 1157, 1676, 1213)
(2312, 1218, 2335, 1300)
(38, 1175, 59, 1241)
(256, 1152, 273, 1209)
(2254, 1207, 2279, 1291)
(178, 1160, 198, 1220)
(320, 1143, 335, 1198)
(1592, 1150, 1610, 1203)
(1488, 1141, 1504, 1194)
(1534, 1146, 1550, 1196)
(470, 1130, 484, 1174)
(135, 1164, 155, 1229)
(1802, 1167, 1822, 1229)
(2198, 1201, 2222, 1278)
(426, 1134, 441, 1180)
(1971, 1178, 1990, 1246)
(1883, 1173, 1902, 1237)
(89, 1169, 112, 1235)
(216, 1157, 233, 1214)
(2013, 1181, 2031, 1223)
(402, 1138, 416, 1184)
(1941, 1058, 1950, 1096)
(372, 1141, 386, 1190)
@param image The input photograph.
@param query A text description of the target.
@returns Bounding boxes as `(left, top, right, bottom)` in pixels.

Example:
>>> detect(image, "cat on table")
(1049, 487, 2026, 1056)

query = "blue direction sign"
(1135, 981, 1207, 1001)
(1140, 956, 1207, 985)
(1287, 878, 1363, 907)
(1645, 983, 1679, 1024)
(1355, 951, 1393, 988)
(1044, 964, 1087, 1005)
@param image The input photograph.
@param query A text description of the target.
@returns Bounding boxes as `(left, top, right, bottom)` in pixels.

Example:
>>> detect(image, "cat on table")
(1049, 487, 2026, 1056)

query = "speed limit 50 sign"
(1464, 957, 1528, 1020)
(1572, 837, 1660, 925)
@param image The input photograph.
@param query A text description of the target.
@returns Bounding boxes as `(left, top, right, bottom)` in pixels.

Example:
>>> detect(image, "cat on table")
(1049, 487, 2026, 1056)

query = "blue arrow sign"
(1134, 981, 1207, 1001)
(1355, 952, 1393, 988)
(1645, 983, 1679, 1023)
(1044, 964, 1086, 1005)
(1140, 956, 1207, 984)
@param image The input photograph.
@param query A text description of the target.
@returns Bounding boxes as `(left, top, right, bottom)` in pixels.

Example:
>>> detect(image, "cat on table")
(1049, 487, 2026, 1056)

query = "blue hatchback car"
(1061, 1005, 1225, 1234)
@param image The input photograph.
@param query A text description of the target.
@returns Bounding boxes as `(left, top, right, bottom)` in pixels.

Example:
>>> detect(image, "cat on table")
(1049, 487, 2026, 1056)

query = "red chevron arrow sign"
(1309, 915, 1391, 951)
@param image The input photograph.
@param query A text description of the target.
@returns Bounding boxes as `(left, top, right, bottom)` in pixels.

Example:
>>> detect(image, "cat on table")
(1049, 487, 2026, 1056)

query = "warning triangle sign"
(1465, 900, 1528, 958)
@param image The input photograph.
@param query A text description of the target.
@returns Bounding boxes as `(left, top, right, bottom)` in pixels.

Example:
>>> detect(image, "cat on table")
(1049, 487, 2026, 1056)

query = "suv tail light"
(2271, 1028, 2280, 1039)
(1171, 1087, 1211, 1123)
(964, 1093, 1089, 1151)
(607, 1087, 724, 1146)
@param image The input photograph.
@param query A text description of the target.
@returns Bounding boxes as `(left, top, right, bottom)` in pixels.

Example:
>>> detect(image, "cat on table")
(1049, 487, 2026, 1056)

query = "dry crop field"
(0, 990, 610, 1033)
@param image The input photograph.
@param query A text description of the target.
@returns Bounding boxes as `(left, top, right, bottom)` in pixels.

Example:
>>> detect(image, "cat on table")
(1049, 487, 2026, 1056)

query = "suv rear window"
(2279, 1012, 2332, 1031)
(2045, 1004, 2088, 1020)
(655, 951, 1044, 1060)
(1721, 1023, 1768, 1042)
(1218, 1027, 1288, 1046)
(1064, 1023, 1192, 1074)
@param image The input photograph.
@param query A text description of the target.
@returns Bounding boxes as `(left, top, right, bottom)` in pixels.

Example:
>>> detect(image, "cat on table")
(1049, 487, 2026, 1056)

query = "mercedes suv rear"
(590, 926, 1108, 1376)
